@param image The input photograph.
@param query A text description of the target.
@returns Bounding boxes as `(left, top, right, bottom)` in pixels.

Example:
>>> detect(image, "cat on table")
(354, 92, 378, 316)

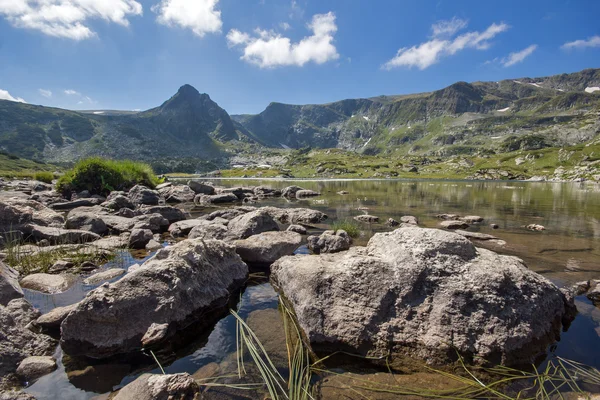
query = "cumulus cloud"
(0, 0, 143, 40)
(39, 89, 52, 98)
(227, 12, 339, 68)
(561, 35, 600, 50)
(64, 89, 80, 95)
(152, 0, 222, 37)
(0, 89, 26, 103)
(383, 19, 509, 70)
(502, 44, 537, 67)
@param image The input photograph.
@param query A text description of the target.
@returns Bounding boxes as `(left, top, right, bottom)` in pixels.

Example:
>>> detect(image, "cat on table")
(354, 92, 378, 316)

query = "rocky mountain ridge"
(0, 68, 599, 172)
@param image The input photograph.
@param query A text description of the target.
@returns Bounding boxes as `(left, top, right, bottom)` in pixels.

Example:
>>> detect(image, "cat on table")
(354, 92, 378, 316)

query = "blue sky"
(0, 0, 599, 115)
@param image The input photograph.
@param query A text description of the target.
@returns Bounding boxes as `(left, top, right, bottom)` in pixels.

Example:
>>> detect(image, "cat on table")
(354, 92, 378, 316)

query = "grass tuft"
(331, 219, 361, 238)
(33, 171, 55, 184)
(56, 157, 160, 196)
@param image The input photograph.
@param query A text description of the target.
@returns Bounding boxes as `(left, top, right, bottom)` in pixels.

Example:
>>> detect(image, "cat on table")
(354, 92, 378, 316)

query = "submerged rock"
(295, 189, 321, 198)
(60, 239, 248, 358)
(113, 373, 200, 400)
(281, 186, 305, 198)
(271, 227, 575, 366)
(234, 231, 302, 265)
(307, 230, 351, 254)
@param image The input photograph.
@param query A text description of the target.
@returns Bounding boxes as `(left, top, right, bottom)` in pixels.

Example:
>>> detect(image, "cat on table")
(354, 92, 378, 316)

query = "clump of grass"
(56, 157, 161, 196)
(3, 235, 116, 275)
(33, 171, 55, 183)
(331, 219, 361, 238)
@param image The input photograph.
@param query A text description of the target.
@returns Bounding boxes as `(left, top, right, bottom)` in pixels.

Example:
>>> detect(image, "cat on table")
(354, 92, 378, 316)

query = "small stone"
(295, 189, 321, 198)
(16, 356, 57, 383)
(400, 215, 418, 225)
(460, 216, 484, 223)
(387, 218, 400, 227)
(337, 191, 349, 195)
(287, 225, 307, 235)
(307, 230, 351, 254)
(354, 215, 379, 223)
(526, 224, 546, 231)
(572, 281, 590, 296)
(35, 303, 78, 332)
(48, 260, 74, 274)
(83, 268, 126, 285)
(20, 273, 70, 294)
(141, 323, 169, 347)
(145, 239, 162, 251)
(439, 220, 469, 230)
(80, 261, 98, 272)
(490, 224, 499, 229)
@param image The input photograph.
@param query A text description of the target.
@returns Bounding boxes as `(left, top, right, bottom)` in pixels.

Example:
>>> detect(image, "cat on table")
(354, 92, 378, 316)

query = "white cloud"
(64, 89, 80, 96)
(502, 44, 537, 67)
(561, 35, 600, 50)
(280, 22, 291, 31)
(431, 17, 467, 38)
(39, 88, 52, 98)
(0, 89, 26, 103)
(227, 11, 339, 68)
(383, 19, 509, 70)
(0, 0, 143, 40)
(152, 0, 222, 37)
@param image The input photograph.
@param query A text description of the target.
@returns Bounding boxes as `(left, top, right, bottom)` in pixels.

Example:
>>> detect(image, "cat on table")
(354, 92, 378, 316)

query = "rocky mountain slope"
(232, 68, 600, 156)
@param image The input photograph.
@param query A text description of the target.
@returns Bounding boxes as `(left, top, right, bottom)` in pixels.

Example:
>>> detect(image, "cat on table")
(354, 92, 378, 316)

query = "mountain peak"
(177, 84, 201, 97)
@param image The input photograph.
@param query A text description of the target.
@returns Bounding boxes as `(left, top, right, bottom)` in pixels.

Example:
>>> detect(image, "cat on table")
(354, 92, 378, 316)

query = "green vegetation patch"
(332, 219, 361, 238)
(57, 157, 160, 196)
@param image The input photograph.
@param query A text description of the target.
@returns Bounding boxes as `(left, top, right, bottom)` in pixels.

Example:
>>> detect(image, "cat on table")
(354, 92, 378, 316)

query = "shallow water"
(23, 179, 600, 398)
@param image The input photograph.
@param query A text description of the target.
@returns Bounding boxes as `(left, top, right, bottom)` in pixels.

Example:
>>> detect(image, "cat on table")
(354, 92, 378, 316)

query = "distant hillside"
(232, 68, 600, 156)
(0, 85, 253, 170)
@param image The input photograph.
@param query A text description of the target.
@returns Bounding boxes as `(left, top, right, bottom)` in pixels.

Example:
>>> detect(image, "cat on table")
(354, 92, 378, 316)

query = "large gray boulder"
(136, 205, 187, 224)
(159, 185, 196, 204)
(0, 199, 64, 235)
(307, 230, 351, 254)
(34, 303, 79, 333)
(234, 231, 302, 265)
(128, 229, 154, 249)
(261, 206, 327, 224)
(128, 185, 160, 206)
(271, 227, 575, 366)
(194, 193, 238, 205)
(188, 181, 215, 195)
(281, 186, 305, 198)
(227, 209, 279, 240)
(60, 239, 248, 358)
(0, 298, 56, 379)
(168, 219, 207, 238)
(27, 225, 101, 245)
(113, 373, 200, 400)
(65, 206, 108, 235)
(1, 262, 23, 306)
(188, 220, 228, 241)
(101, 194, 134, 211)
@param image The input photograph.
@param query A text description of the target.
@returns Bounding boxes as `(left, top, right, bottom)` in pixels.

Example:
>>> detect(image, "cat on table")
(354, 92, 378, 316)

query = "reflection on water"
(23, 179, 600, 398)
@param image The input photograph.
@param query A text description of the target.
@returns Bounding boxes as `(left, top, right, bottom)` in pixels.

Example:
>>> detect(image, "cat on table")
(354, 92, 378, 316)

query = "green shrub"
(57, 157, 160, 196)
(34, 171, 54, 183)
(332, 219, 361, 238)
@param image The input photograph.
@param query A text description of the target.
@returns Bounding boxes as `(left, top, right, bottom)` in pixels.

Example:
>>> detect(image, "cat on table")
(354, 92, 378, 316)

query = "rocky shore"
(0, 177, 592, 399)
